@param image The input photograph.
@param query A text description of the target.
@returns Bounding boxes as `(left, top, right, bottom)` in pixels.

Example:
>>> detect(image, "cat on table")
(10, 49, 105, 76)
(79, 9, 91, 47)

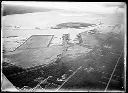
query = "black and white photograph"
(1, 1, 126, 92)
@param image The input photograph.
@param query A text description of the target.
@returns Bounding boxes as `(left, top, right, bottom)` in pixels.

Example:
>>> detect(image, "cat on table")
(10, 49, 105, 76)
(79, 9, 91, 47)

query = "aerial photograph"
(1, 1, 126, 92)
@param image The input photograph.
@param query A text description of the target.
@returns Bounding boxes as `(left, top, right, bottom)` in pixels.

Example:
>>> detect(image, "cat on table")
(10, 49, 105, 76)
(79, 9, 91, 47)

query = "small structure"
(76, 34, 83, 44)
(35, 27, 40, 29)
(62, 34, 70, 56)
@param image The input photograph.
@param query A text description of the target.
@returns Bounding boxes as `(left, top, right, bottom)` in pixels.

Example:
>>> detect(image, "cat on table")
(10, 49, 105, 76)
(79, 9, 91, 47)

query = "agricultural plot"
(3, 35, 64, 68)
(3, 46, 63, 68)
(16, 35, 54, 50)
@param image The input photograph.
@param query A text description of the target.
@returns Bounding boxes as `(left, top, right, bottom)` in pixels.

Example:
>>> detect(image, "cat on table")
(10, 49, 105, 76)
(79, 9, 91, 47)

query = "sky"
(2, 1, 126, 14)
(2, 1, 126, 37)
